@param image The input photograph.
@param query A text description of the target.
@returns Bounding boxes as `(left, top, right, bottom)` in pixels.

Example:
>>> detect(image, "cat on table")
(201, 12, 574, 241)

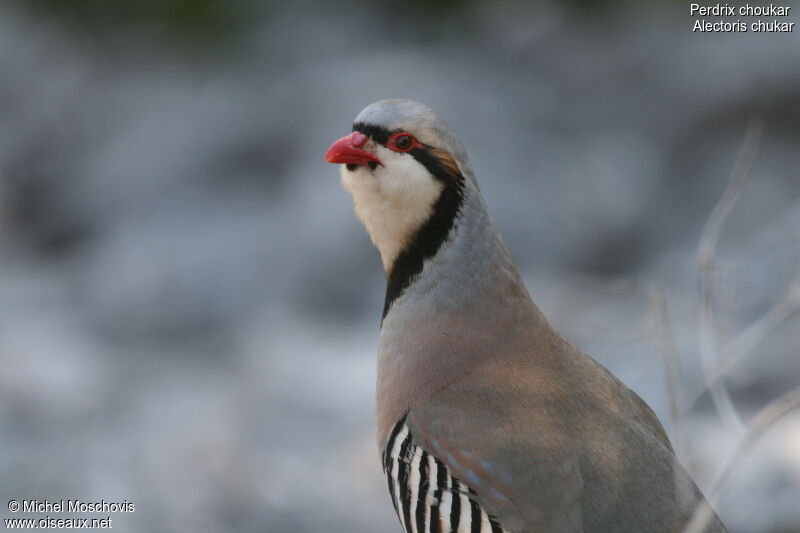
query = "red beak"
(324, 132, 382, 167)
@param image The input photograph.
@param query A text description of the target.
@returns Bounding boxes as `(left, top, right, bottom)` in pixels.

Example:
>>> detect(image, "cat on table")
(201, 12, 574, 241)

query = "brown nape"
(428, 147, 462, 180)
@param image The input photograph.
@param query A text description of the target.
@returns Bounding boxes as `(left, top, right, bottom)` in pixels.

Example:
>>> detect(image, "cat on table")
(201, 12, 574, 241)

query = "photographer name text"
(14, 500, 134, 514)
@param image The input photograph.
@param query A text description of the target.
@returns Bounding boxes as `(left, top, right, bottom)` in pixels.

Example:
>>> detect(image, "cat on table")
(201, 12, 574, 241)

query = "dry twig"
(696, 118, 764, 434)
(681, 119, 800, 532)
(649, 285, 686, 460)
(682, 386, 800, 533)
(682, 270, 800, 417)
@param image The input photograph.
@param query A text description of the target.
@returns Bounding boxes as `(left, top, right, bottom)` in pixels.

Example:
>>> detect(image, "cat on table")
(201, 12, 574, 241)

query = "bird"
(324, 99, 726, 533)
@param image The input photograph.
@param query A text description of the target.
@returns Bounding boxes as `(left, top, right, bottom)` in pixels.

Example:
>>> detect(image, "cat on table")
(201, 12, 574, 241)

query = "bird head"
(325, 99, 473, 274)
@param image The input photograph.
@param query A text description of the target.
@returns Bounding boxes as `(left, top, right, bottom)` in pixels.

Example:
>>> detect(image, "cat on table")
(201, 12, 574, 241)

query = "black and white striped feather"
(382, 417, 508, 533)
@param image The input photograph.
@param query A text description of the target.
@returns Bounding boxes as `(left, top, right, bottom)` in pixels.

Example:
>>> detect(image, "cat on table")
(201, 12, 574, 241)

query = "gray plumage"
(328, 99, 727, 533)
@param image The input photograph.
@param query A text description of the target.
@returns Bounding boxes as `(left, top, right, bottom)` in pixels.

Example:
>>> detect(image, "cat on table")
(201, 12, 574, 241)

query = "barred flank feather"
(383, 417, 509, 533)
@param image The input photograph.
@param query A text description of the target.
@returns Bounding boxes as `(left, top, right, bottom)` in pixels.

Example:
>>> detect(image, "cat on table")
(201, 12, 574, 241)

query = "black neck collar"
(351, 124, 467, 322)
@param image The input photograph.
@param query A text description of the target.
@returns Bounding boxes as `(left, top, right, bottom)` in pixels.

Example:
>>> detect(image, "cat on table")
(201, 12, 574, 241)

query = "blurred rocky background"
(1, 0, 799, 531)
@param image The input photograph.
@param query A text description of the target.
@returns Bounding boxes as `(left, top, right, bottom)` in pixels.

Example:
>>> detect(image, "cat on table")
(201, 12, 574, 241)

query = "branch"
(682, 385, 800, 533)
(682, 268, 800, 417)
(649, 285, 686, 461)
(696, 117, 764, 434)
(723, 270, 800, 364)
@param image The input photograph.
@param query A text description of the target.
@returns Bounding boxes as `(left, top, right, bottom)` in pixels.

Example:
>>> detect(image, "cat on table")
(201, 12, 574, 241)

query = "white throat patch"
(341, 144, 443, 273)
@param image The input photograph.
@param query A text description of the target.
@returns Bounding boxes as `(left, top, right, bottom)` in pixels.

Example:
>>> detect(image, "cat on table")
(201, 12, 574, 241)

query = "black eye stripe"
(353, 122, 426, 150)
(353, 122, 391, 145)
(352, 122, 456, 183)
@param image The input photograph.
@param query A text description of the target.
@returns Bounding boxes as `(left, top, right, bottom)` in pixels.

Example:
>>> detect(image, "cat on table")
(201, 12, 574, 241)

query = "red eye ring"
(387, 132, 418, 153)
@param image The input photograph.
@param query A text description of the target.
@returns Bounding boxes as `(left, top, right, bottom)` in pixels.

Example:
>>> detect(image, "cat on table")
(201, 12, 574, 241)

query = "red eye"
(388, 132, 417, 152)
